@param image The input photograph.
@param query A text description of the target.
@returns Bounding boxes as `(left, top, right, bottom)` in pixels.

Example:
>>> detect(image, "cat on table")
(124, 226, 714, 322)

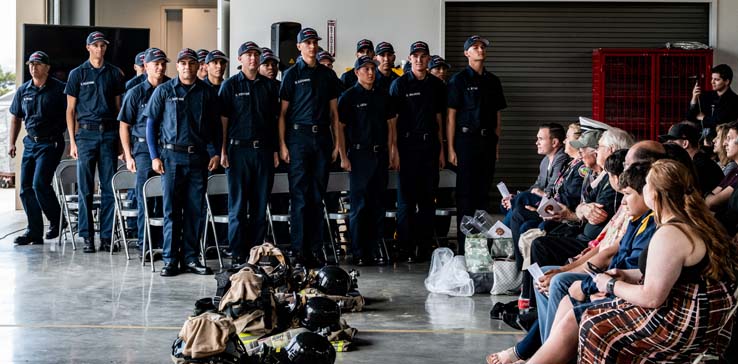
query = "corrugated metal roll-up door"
(444, 2, 709, 196)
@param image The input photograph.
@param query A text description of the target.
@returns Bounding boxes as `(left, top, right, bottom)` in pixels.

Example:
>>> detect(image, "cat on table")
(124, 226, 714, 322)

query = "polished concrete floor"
(0, 209, 523, 363)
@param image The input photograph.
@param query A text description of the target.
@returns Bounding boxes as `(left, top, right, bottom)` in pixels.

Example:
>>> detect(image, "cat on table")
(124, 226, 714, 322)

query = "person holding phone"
(687, 64, 738, 143)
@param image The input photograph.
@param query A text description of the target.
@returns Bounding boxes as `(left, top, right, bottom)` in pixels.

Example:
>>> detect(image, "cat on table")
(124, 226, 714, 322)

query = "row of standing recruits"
(8, 28, 507, 275)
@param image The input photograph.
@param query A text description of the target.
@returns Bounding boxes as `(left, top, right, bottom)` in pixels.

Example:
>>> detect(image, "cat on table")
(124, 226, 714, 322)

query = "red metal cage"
(592, 48, 713, 140)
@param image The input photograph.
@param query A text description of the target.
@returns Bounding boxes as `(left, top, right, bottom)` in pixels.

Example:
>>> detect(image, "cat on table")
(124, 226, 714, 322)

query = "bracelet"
(606, 278, 617, 295)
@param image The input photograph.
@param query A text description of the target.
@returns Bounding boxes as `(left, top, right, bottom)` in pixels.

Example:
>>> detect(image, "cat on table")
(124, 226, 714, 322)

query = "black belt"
(402, 132, 431, 141)
(135, 137, 146, 143)
(79, 123, 116, 132)
(162, 143, 200, 154)
(352, 144, 387, 152)
(458, 127, 490, 136)
(292, 124, 327, 133)
(229, 139, 263, 149)
(28, 135, 62, 143)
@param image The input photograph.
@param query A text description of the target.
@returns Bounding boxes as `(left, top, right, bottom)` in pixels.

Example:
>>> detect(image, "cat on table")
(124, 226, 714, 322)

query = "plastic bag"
(424, 248, 475, 297)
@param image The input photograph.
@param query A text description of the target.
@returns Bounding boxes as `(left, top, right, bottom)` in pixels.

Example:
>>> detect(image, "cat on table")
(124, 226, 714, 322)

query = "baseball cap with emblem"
(356, 39, 374, 52)
(238, 42, 261, 56)
(317, 51, 334, 63)
(429, 55, 450, 70)
(297, 28, 322, 43)
(463, 35, 490, 51)
(177, 48, 199, 62)
(354, 55, 377, 70)
(260, 48, 280, 64)
(205, 50, 229, 64)
(134, 51, 146, 67)
(26, 51, 50, 65)
(196, 49, 209, 63)
(144, 48, 169, 63)
(375, 42, 394, 55)
(86, 31, 109, 45)
(569, 130, 603, 150)
(409, 41, 430, 55)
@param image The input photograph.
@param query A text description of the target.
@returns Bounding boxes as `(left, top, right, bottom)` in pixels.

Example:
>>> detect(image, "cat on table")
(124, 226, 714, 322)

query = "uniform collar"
(172, 76, 200, 90)
(464, 65, 486, 78)
(297, 57, 319, 71)
(81, 59, 106, 71)
(236, 71, 261, 83)
(406, 69, 429, 82)
(352, 82, 374, 93)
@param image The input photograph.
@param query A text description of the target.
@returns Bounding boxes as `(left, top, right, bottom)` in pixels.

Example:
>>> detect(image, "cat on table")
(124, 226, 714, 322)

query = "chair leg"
(210, 215, 224, 269)
(110, 205, 118, 255)
(201, 214, 209, 268)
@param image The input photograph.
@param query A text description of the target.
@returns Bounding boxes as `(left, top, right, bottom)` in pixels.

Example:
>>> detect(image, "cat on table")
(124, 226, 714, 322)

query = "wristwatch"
(606, 278, 617, 295)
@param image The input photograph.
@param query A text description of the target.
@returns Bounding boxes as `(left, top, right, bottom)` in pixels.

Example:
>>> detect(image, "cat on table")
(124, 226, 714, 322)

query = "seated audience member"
(577, 159, 738, 363)
(659, 121, 723, 195)
(705, 121, 738, 212)
(501, 123, 570, 225)
(517, 128, 632, 307)
(509, 123, 583, 267)
(713, 123, 738, 175)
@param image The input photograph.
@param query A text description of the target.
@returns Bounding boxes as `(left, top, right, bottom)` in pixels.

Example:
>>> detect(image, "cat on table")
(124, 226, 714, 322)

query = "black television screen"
(22, 24, 150, 84)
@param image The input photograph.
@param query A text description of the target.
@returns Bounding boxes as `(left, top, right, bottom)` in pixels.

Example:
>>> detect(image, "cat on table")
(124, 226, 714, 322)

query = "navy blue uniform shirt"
(375, 70, 399, 93)
(64, 60, 125, 125)
(447, 66, 507, 133)
(118, 76, 171, 139)
(10, 77, 67, 137)
(125, 73, 147, 92)
(219, 72, 280, 150)
(389, 71, 445, 136)
(338, 82, 396, 147)
(279, 58, 340, 126)
(144, 77, 221, 159)
(340, 68, 358, 89)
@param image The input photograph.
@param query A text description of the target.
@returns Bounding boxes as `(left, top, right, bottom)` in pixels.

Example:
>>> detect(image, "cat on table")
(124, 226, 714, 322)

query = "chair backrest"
(111, 170, 137, 192)
(437, 169, 456, 189)
(56, 164, 78, 195)
(143, 175, 164, 199)
(207, 173, 228, 195)
(272, 173, 290, 194)
(326, 172, 350, 193)
(386, 170, 399, 190)
(55, 159, 76, 177)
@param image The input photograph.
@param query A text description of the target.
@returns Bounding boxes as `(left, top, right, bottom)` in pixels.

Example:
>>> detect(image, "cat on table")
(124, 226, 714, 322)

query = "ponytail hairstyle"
(646, 159, 738, 282)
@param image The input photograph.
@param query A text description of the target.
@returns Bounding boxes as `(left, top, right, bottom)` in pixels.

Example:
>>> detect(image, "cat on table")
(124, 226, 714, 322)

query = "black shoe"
(160, 262, 179, 277)
(99, 238, 119, 253)
(14, 235, 43, 246)
(230, 257, 246, 269)
(45, 221, 68, 240)
(375, 256, 388, 266)
(82, 238, 96, 253)
(184, 261, 213, 275)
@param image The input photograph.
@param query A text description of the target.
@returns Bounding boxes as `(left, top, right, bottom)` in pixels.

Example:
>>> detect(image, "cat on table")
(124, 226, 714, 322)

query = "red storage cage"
(592, 48, 713, 140)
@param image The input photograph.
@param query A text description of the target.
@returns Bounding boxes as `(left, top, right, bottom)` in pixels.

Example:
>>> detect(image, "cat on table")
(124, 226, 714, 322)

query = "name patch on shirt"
(23, 97, 33, 101)
(168, 97, 184, 102)
(467, 86, 478, 91)
(236, 92, 250, 97)
(355, 103, 368, 109)
(295, 79, 311, 85)
(406, 92, 421, 97)
(80, 81, 95, 86)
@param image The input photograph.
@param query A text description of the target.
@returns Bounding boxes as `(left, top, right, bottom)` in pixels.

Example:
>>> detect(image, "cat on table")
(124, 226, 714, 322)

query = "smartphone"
(587, 261, 605, 275)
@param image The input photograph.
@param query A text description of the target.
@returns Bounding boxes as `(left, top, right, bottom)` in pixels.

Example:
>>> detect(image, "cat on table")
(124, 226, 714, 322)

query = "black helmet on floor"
(313, 266, 351, 296)
(300, 296, 340, 331)
(285, 332, 336, 364)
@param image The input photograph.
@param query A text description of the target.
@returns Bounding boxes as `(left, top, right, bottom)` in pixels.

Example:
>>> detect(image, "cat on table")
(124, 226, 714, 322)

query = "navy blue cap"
(86, 31, 109, 45)
(259, 48, 280, 64)
(134, 51, 146, 67)
(375, 42, 394, 55)
(177, 48, 199, 62)
(317, 51, 334, 63)
(297, 28, 321, 43)
(429, 55, 450, 70)
(237, 42, 261, 56)
(144, 48, 169, 63)
(463, 35, 490, 51)
(409, 41, 429, 55)
(26, 51, 50, 65)
(205, 50, 229, 64)
(196, 49, 209, 63)
(356, 39, 374, 52)
(354, 55, 377, 70)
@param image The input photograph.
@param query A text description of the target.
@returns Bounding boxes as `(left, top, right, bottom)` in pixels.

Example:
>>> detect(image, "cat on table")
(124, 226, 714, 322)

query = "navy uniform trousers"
(160, 148, 208, 264)
(19, 136, 64, 238)
(348, 147, 388, 259)
(133, 140, 160, 249)
(226, 143, 274, 260)
(287, 126, 332, 258)
(76, 127, 118, 240)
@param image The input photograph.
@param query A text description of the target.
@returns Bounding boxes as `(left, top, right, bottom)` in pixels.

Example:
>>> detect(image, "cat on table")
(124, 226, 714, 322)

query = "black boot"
(82, 238, 96, 253)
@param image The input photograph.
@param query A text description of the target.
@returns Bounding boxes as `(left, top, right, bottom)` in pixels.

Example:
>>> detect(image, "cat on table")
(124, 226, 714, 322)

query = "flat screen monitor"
(22, 24, 150, 84)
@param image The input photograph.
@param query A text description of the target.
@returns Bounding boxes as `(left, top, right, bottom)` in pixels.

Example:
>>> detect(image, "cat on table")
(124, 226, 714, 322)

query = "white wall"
(231, 0, 737, 76)
(229, 0, 441, 75)
(183, 8, 218, 51)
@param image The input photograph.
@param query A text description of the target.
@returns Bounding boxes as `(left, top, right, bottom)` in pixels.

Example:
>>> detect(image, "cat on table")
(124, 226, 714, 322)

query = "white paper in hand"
(537, 197, 562, 218)
(528, 263, 545, 283)
(490, 221, 512, 238)
(497, 182, 511, 198)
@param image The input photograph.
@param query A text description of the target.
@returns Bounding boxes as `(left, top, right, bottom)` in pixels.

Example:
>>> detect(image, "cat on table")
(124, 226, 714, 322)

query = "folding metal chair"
(202, 174, 226, 269)
(266, 172, 291, 246)
(54, 162, 79, 249)
(142, 176, 164, 272)
(322, 172, 349, 264)
(434, 169, 457, 247)
(111, 170, 138, 259)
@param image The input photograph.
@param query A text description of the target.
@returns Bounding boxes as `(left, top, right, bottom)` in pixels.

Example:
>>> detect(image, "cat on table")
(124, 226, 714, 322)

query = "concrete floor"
(0, 208, 523, 364)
